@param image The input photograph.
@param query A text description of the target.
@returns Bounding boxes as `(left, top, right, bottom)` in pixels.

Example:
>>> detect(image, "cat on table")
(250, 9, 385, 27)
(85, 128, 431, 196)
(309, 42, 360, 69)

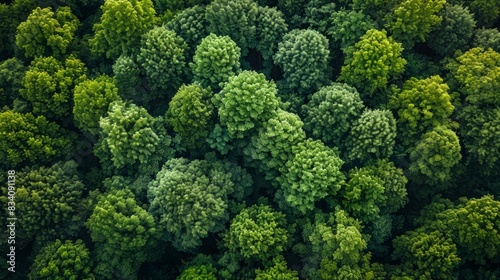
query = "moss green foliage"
(0, 111, 73, 169)
(112, 55, 145, 104)
(73, 76, 121, 135)
(392, 230, 461, 279)
(384, 0, 446, 47)
(427, 4, 476, 57)
(165, 83, 214, 150)
(29, 239, 94, 280)
(277, 139, 345, 214)
(165, 5, 208, 56)
(256, 6, 288, 61)
(148, 158, 251, 251)
(137, 27, 188, 93)
(214, 70, 280, 138)
(300, 210, 380, 280)
(346, 109, 397, 165)
(274, 29, 330, 94)
(90, 0, 158, 59)
(15, 161, 85, 245)
(328, 10, 377, 51)
(0, 57, 26, 105)
(409, 126, 462, 186)
(464, 0, 500, 27)
(177, 264, 217, 280)
(190, 34, 241, 90)
(20, 55, 87, 120)
(473, 28, 500, 52)
(94, 101, 174, 176)
(219, 204, 290, 277)
(205, 0, 259, 56)
(86, 189, 159, 280)
(16, 6, 79, 59)
(244, 109, 306, 180)
(339, 29, 406, 97)
(389, 75, 454, 148)
(302, 83, 364, 147)
(255, 256, 299, 280)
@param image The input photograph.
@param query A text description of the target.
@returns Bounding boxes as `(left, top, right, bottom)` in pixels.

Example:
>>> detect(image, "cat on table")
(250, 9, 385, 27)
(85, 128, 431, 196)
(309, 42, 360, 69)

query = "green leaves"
(190, 33, 241, 90)
(277, 139, 345, 214)
(274, 29, 330, 94)
(16, 6, 80, 58)
(215, 70, 280, 138)
(339, 29, 406, 97)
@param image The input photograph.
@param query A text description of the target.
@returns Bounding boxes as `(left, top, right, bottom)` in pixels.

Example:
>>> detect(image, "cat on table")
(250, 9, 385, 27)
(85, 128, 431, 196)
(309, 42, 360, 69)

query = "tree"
(473, 28, 500, 53)
(463, 0, 500, 27)
(277, 139, 345, 214)
(112, 55, 146, 105)
(165, 5, 208, 57)
(205, 0, 259, 56)
(345, 109, 397, 165)
(86, 189, 159, 280)
(190, 34, 241, 91)
(0, 111, 73, 169)
(73, 76, 121, 135)
(244, 109, 306, 180)
(339, 29, 406, 98)
(0, 57, 26, 106)
(274, 29, 330, 94)
(15, 161, 85, 246)
(384, 0, 446, 47)
(409, 126, 462, 187)
(177, 264, 217, 280)
(137, 27, 188, 94)
(16, 6, 79, 59)
(327, 10, 377, 51)
(214, 70, 280, 139)
(427, 4, 476, 57)
(94, 101, 174, 176)
(392, 230, 461, 279)
(29, 239, 94, 280)
(302, 83, 365, 147)
(255, 256, 299, 280)
(388, 75, 454, 148)
(147, 158, 251, 251)
(20, 55, 87, 120)
(340, 167, 387, 222)
(219, 204, 290, 278)
(165, 83, 214, 150)
(256, 6, 288, 61)
(90, 0, 157, 59)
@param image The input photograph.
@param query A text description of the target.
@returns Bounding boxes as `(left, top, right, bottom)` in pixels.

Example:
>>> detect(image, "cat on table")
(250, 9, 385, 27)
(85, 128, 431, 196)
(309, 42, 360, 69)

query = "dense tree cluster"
(1, 0, 500, 279)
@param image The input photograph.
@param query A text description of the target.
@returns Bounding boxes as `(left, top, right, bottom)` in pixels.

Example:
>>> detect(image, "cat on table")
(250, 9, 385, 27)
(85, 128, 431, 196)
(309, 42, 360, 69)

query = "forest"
(1, 0, 500, 279)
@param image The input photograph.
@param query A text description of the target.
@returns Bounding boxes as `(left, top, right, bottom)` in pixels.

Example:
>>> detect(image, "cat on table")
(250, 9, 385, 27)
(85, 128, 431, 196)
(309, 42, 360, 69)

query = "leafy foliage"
(327, 10, 377, 51)
(409, 126, 462, 186)
(190, 33, 241, 91)
(73, 75, 121, 135)
(16, 6, 79, 59)
(384, 0, 446, 47)
(256, 6, 288, 61)
(86, 189, 159, 280)
(302, 83, 364, 147)
(165, 5, 208, 56)
(90, 0, 158, 59)
(427, 4, 476, 57)
(345, 109, 397, 165)
(255, 256, 299, 280)
(165, 83, 214, 150)
(20, 55, 87, 119)
(205, 0, 259, 56)
(148, 158, 251, 251)
(15, 161, 85, 245)
(277, 139, 345, 214)
(0, 111, 73, 169)
(29, 239, 94, 280)
(389, 75, 454, 148)
(214, 70, 280, 138)
(137, 27, 188, 93)
(339, 29, 406, 97)
(274, 29, 330, 94)
(473, 27, 500, 52)
(244, 109, 306, 180)
(0, 57, 26, 106)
